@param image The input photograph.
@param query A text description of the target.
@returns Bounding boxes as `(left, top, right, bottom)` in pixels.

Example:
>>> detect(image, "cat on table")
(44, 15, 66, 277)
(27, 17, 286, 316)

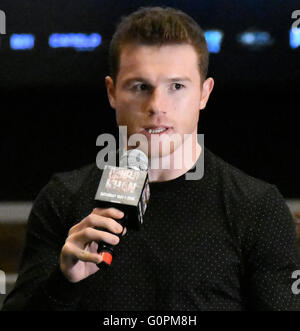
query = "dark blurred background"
(0, 0, 300, 200)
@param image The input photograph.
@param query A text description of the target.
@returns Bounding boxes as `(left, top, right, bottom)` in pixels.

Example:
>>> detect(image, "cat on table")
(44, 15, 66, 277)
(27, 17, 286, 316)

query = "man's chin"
(125, 131, 181, 160)
(128, 143, 174, 159)
(149, 145, 175, 159)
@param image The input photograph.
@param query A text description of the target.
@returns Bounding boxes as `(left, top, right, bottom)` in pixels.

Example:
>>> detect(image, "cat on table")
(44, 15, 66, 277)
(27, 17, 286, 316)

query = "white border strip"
(0, 202, 32, 223)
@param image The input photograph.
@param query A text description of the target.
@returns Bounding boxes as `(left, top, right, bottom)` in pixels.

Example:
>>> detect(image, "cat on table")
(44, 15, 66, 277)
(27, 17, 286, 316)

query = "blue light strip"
(10, 34, 35, 50)
(49, 33, 102, 51)
(290, 28, 300, 49)
(238, 31, 273, 47)
(8, 30, 299, 53)
(204, 30, 223, 53)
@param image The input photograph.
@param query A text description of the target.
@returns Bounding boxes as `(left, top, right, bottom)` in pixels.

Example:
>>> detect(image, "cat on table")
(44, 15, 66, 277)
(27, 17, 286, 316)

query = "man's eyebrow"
(122, 77, 148, 85)
(122, 76, 192, 86)
(167, 77, 192, 82)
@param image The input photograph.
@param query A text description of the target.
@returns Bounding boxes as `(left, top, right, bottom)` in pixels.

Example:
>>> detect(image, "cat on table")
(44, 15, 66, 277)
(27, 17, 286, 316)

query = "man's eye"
(171, 83, 185, 91)
(133, 83, 149, 91)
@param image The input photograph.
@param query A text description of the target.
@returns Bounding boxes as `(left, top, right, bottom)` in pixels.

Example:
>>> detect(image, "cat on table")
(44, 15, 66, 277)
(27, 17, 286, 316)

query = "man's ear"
(199, 77, 214, 110)
(105, 76, 116, 109)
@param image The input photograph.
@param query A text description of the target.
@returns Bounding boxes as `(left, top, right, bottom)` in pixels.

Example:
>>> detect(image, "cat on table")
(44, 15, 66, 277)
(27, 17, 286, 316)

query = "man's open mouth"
(143, 126, 172, 135)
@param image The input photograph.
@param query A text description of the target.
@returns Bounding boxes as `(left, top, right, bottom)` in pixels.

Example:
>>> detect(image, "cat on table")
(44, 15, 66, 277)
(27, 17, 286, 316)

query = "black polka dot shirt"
(3, 148, 300, 311)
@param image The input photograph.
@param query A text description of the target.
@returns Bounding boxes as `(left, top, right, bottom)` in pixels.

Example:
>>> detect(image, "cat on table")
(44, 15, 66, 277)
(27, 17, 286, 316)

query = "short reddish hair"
(108, 6, 209, 84)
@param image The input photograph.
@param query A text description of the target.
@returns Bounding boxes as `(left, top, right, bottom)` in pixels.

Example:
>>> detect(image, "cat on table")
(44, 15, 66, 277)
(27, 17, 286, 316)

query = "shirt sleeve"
(242, 185, 300, 310)
(1, 174, 89, 311)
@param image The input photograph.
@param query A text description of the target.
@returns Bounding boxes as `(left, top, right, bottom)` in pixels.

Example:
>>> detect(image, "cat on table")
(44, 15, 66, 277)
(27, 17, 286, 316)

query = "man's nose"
(145, 88, 166, 116)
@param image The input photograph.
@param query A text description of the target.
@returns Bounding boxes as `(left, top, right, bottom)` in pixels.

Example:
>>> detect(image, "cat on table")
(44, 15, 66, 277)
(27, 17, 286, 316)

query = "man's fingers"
(121, 227, 127, 236)
(69, 213, 123, 236)
(62, 242, 101, 264)
(69, 227, 120, 246)
(92, 207, 124, 219)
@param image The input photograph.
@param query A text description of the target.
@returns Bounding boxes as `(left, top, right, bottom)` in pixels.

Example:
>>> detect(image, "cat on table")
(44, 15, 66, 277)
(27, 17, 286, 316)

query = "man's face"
(105, 43, 214, 159)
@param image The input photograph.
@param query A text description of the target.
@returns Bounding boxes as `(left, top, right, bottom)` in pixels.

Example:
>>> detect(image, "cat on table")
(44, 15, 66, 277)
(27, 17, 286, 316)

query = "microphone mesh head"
(119, 149, 148, 171)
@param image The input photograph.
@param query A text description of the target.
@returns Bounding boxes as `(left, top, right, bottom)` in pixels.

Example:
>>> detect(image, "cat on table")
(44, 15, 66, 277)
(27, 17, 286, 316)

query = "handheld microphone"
(94, 149, 150, 266)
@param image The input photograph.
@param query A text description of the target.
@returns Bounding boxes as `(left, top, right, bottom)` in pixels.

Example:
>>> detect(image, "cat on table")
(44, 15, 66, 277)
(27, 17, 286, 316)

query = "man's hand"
(60, 207, 126, 283)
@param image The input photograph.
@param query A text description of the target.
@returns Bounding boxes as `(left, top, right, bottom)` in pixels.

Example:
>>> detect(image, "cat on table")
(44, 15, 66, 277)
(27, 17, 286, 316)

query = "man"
(2, 6, 300, 311)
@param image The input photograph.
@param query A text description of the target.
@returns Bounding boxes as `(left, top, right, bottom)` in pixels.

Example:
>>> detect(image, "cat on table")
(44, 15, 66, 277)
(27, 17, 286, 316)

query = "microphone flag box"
(94, 165, 150, 230)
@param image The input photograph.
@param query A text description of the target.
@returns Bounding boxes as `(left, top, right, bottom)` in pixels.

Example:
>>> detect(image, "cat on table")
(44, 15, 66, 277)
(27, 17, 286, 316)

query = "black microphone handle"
(97, 212, 128, 266)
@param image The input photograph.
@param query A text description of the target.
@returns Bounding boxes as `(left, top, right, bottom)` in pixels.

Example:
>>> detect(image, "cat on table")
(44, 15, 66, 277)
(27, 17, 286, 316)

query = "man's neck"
(147, 141, 202, 183)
